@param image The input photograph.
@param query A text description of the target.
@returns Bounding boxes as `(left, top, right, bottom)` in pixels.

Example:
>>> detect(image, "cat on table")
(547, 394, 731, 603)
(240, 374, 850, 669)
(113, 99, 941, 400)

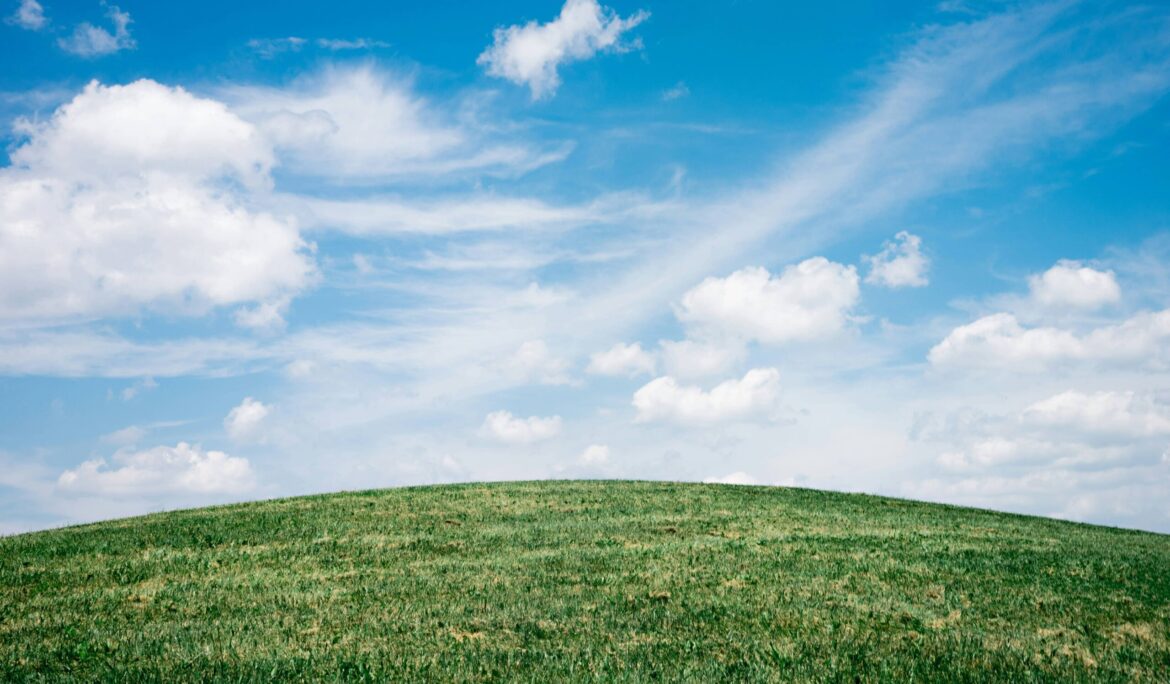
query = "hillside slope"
(2, 481, 1168, 682)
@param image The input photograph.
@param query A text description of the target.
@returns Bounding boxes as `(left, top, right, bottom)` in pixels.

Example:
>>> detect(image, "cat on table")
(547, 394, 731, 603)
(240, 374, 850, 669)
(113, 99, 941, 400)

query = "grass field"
(2, 481, 1168, 682)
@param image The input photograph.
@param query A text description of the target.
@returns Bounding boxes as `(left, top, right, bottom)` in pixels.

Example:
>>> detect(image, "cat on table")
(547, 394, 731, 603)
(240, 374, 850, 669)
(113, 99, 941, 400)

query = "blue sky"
(2, 0, 1169, 534)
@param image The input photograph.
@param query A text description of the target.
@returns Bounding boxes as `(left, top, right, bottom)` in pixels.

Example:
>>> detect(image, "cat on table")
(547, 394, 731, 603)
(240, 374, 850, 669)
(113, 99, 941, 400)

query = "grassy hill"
(2, 481, 1168, 682)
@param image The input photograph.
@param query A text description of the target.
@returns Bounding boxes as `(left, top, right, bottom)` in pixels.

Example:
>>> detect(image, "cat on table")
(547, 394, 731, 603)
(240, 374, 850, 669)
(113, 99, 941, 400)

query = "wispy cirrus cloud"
(316, 38, 390, 51)
(57, 4, 135, 57)
(224, 65, 571, 182)
(247, 37, 390, 58)
(6, 0, 46, 31)
(246, 36, 306, 58)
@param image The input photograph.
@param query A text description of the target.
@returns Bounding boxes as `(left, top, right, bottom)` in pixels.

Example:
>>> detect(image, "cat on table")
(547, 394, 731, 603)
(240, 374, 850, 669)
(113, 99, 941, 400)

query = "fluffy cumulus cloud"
(11, 80, 271, 184)
(7, 0, 46, 30)
(587, 342, 656, 377)
(57, 4, 135, 57)
(0, 80, 315, 324)
(482, 410, 563, 444)
(677, 259, 860, 344)
(477, 0, 648, 99)
(57, 443, 255, 496)
(703, 471, 760, 485)
(224, 397, 271, 442)
(1028, 260, 1121, 310)
(579, 444, 610, 465)
(928, 310, 1170, 371)
(912, 389, 1170, 526)
(633, 368, 781, 424)
(864, 231, 929, 288)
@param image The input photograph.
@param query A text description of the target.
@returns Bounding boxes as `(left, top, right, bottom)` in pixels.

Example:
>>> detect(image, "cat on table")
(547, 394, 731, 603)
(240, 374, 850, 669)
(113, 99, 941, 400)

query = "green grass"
(2, 481, 1168, 682)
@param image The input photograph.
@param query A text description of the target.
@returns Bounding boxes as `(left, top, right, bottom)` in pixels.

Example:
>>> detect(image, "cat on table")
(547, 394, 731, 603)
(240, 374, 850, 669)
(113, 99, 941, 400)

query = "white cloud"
(587, 342, 656, 377)
(227, 66, 455, 177)
(929, 313, 1077, 369)
(703, 471, 760, 485)
(633, 367, 781, 424)
(0, 79, 314, 324)
(1028, 260, 1121, 310)
(905, 464, 1170, 528)
(914, 389, 1170, 526)
(100, 425, 145, 446)
(7, 0, 46, 30)
(478, 0, 649, 99)
(919, 389, 1170, 474)
(935, 436, 1062, 471)
(120, 377, 157, 401)
(0, 329, 262, 378)
(248, 37, 388, 57)
(928, 310, 1170, 371)
(57, 4, 134, 57)
(224, 397, 271, 442)
(11, 80, 272, 186)
(579, 443, 610, 464)
(677, 259, 860, 344)
(233, 297, 291, 333)
(284, 359, 316, 379)
(316, 38, 390, 50)
(1022, 390, 1170, 438)
(290, 193, 600, 236)
(864, 231, 928, 288)
(352, 254, 374, 274)
(658, 338, 746, 380)
(57, 442, 254, 496)
(227, 65, 563, 181)
(508, 339, 573, 385)
(661, 81, 689, 102)
(247, 36, 306, 58)
(481, 410, 563, 444)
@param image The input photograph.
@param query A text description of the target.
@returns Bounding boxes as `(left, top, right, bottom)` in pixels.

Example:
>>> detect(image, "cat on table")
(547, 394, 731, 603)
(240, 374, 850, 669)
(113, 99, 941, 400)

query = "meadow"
(2, 480, 1168, 681)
